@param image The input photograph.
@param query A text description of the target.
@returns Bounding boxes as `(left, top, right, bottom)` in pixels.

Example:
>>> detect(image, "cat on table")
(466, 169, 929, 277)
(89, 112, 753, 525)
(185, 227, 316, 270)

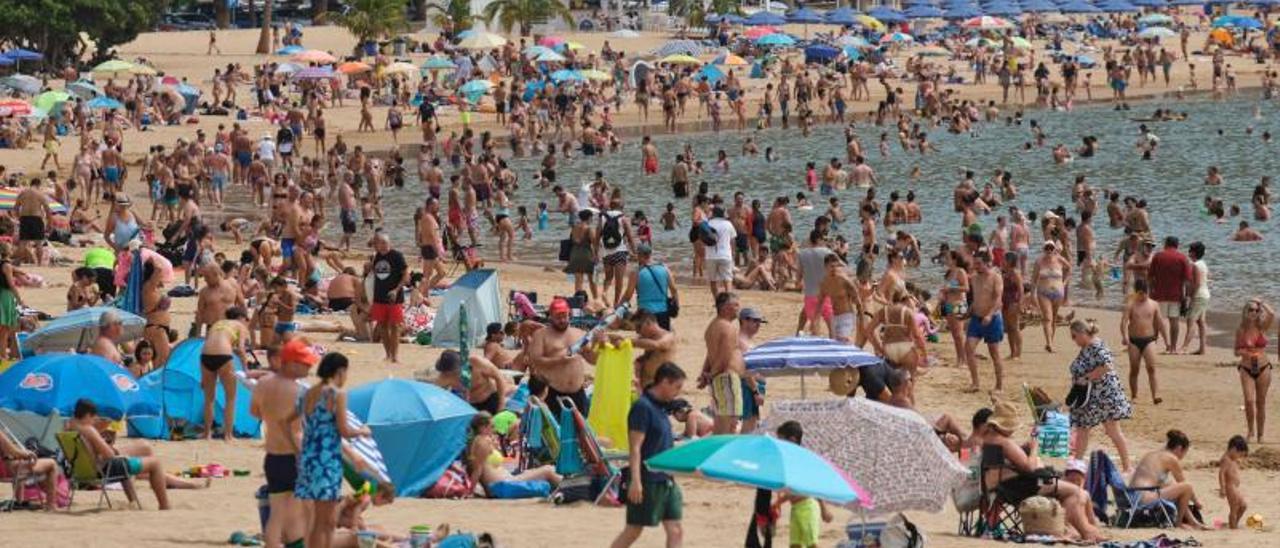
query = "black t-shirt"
(855, 361, 891, 400)
(418, 101, 435, 122)
(371, 249, 407, 304)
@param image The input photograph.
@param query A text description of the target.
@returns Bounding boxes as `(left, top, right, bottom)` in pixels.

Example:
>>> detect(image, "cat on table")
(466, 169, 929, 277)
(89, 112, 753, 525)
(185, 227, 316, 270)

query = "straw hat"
(988, 400, 1021, 435)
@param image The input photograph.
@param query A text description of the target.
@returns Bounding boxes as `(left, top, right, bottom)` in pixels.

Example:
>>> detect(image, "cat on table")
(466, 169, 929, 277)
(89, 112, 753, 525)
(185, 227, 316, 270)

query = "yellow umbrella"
(90, 60, 135, 78)
(292, 49, 337, 64)
(337, 61, 372, 74)
(717, 53, 748, 66)
(581, 69, 612, 81)
(129, 64, 158, 76)
(562, 41, 587, 51)
(1008, 36, 1033, 50)
(856, 15, 886, 32)
(660, 54, 702, 65)
(458, 31, 508, 50)
(383, 62, 419, 76)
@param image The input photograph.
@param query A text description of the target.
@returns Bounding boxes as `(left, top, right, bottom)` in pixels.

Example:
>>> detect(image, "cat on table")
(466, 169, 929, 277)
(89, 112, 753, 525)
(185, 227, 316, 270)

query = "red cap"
(548, 298, 571, 315)
(280, 338, 320, 367)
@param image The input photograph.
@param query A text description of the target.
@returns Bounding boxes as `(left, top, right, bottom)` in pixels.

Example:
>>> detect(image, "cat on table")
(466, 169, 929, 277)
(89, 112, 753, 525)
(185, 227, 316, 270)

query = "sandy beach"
(2, 18, 1280, 548)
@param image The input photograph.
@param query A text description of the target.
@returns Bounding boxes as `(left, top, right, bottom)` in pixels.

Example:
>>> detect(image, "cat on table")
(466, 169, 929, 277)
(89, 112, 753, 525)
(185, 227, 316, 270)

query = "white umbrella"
(458, 31, 508, 50)
(762, 398, 969, 515)
(1137, 26, 1176, 39)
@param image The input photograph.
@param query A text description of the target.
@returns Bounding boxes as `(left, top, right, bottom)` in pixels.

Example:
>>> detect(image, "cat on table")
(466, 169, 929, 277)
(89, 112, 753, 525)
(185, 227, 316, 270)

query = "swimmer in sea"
(1231, 221, 1263, 242)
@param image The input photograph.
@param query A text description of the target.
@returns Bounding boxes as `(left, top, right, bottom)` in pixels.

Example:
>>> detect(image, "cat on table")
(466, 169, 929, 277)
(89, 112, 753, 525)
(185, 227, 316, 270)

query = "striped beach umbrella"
(743, 336, 883, 375)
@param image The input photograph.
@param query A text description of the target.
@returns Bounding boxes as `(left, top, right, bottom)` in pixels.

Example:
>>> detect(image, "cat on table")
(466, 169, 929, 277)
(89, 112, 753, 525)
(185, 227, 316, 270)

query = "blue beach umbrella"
(347, 379, 476, 496)
(86, 96, 124, 110)
(983, 2, 1025, 16)
(1093, 0, 1139, 12)
(869, 6, 908, 24)
(787, 7, 825, 24)
(422, 55, 456, 70)
(804, 44, 842, 63)
(1018, 0, 1061, 12)
(839, 35, 872, 48)
(275, 45, 304, 55)
(0, 74, 40, 95)
(698, 63, 725, 84)
(825, 7, 861, 26)
(745, 11, 787, 26)
(756, 33, 797, 46)
(66, 80, 101, 99)
(0, 56, 12, 67)
(0, 353, 158, 420)
(905, 4, 946, 18)
(1213, 15, 1264, 30)
(550, 69, 585, 82)
(1130, 0, 1168, 6)
(24, 306, 145, 354)
(1059, 1, 1103, 12)
(646, 435, 868, 504)
(3, 48, 42, 62)
(127, 338, 260, 439)
(743, 336, 883, 376)
(945, 5, 985, 18)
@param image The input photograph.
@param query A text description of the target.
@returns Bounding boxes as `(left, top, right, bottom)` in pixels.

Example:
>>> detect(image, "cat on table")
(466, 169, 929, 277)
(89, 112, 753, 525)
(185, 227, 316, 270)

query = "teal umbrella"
(646, 435, 868, 504)
(754, 33, 796, 47)
(422, 55, 456, 70)
(86, 96, 123, 110)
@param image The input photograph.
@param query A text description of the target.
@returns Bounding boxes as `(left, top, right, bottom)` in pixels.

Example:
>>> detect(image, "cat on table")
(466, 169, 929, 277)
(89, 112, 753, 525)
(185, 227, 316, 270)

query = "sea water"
(370, 95, 1280, 312)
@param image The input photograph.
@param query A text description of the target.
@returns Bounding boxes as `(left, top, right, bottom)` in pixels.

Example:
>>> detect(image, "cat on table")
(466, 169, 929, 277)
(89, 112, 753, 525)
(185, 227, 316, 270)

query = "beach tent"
(127, 338, 261, 439)
(432, 269, 505, 348)
(347, 379, 475, 496)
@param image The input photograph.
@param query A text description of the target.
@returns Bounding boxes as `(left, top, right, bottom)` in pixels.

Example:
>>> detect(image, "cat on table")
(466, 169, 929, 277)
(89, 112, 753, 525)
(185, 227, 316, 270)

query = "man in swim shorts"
(1121, 279, 1165, 405)
(817, 254, 862, 343)
(702, 292, 746, 434)
(250, 339, 316, 548)
(965, 250, 1006, 392)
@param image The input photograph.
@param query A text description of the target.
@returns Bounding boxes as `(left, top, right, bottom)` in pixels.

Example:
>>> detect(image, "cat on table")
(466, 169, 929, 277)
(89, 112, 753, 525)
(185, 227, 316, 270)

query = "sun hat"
(988, 400, 1022, 436)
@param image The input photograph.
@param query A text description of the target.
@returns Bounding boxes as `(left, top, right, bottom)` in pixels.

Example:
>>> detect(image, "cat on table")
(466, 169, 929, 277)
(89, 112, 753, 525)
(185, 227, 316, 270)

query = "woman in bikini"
(464, 412, 561, 496)
(141, 261, 173, 369)
(199, 307, 252, 441)
(1234, 299, 1273, 443)
(1001, 254, 1025, 360)
(940, 251, 970, 368)
(1031, 241, 1071, 352)
(866, 289, 927, 404)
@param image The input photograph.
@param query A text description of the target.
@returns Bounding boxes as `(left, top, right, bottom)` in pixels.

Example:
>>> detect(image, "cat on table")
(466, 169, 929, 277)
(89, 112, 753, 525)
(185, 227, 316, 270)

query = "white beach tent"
(432, 269, 506, 348)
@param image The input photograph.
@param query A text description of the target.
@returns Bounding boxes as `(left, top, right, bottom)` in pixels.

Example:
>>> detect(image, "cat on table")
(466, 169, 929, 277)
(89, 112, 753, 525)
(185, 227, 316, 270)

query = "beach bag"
(600, 211, 623, 249)
(879, 513, 925, 548)
(551, 474, 595, 505)
(423, 462, 474, 499)
(1019, 496, 1066, 536)
(558, 239, 573, 262)
(1064, 382, 1091, 409)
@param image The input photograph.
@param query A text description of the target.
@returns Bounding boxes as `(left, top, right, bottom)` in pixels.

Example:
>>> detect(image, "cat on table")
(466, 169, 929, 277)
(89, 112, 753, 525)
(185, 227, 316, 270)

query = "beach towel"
(1086, 450, 1119, 523)
(587, 339, 633, 452)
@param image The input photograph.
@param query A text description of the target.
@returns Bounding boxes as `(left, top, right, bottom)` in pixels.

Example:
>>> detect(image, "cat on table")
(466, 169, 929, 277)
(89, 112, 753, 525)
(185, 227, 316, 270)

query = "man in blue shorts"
(964, 250, 1006, 393)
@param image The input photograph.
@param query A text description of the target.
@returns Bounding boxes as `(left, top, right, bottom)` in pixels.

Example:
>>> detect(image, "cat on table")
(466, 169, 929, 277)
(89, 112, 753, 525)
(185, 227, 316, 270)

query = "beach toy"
(588, 338, 634, 452)
(234, 469, 251, 477)
(205, 463, 227, 478)
(409, 525, 433, 548)
(228, 531, 262, 546)
(356, 531, 377, 548)
(1246, 513, 1265, 530)
(1110, 266, 1122, 281)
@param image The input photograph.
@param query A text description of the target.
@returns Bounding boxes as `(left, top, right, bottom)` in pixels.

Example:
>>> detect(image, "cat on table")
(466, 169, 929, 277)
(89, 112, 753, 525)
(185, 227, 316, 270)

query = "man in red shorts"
(367, 233, 409, 363)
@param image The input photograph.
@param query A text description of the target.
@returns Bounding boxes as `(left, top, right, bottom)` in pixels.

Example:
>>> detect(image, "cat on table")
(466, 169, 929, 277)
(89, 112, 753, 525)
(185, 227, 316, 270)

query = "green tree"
(667, 0, 744, 27)
(481, 0, 574, 37)
(336, 0, 409, 45)
(0, 0, 168, 67)
(256, 0, 273, 54)
(424, 0, 474, 33)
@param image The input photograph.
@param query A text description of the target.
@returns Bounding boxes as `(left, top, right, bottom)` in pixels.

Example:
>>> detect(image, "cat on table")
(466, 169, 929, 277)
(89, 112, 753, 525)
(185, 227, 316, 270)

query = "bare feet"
(962, 385, 981, 394)
(1153, 397, 1163, 405)
(1044, 345, 1054, 353)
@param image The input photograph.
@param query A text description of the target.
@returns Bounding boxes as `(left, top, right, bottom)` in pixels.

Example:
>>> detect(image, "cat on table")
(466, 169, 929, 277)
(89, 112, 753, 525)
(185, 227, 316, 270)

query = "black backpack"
(601, 211, 623, 248)
(698, 221, 719, 247)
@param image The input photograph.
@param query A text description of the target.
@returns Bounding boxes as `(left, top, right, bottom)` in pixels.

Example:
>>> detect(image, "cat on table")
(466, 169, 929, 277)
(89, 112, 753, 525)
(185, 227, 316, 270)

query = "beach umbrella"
(275, 45, 303, 55)
(842, 46, 865, 60)
(762, 398, 970, 515)
(744, 336, 883, 377)
(804, 44, 842, 63)
(86, 96, 124, 110)
(962, 15, 1013, 29)
(825, 7, 860, 26)
(32, 90, 70, 114)
(458, 79, 494, 95)
(1137, 13, 1173, 24)
(538, 36, 566, 47)
(744, 11, 787, 26)
(0, 187, 66, 213)
(1008, 36, 1034, 49)
(293, 66, 336, 80)
(347, 379, 476, 497)
(868, 6, 907, 24)
(966, 36, 998, 47)
(918, 45, 953, 56)
(66, 80, 101, 99)
(422, 55, 456, 70)
(743, 26, 781, 39)
(534, 49, 567, 63)
(1213, 15, 1264, 30)
(787, 7, 825, 24)
(659, 53, 703, 65)
(0, 99, 33, 117)
(1018, 0, 1061, 12)
(3, 48, 42, 62)
(713, 52, 749, 66)
(383, 61, 419, 77)
(337, 61, 372, 74)
(698, 64, 726, 84)
(0, 408, 62, 454)
(291, 49, 337, 63)
(945, 4, 985, 18)
(982, 2, 1024, 16)
(1130, 0, 1168, 5)
(1058, 1, 1103, 11)
(1138, 26, 1176, 39)
(128, 338, 260, 439)
(646, 435, 869, 505)
(880, 32, 915, 43)
(653, 39, 708, 57)
(905, 4, 946, 18)
(457, 31, 507, 50)
(90, 60, 135, 78)
(0, 74, 40, 95)
(1092, 0, 1138, 12)
(0, 353, 158, 420)
(755, 33, 797, 47)
(24, 306, 144, 354)
(839, 35, 873, 48)
(274, 62, 304, 75)
(523, 45, 555, 57)
(0, 55, 11, 67)
(550, 69, 585, 82)
(128, 64, 158, 76)
(580, 69, 612, 81)
(610, 29, 642, 38)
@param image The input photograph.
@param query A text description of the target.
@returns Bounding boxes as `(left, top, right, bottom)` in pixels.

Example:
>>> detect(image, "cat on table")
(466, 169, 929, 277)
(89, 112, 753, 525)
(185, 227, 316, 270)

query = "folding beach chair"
(517, 396, 560, 472)
(55, 431, 136, 510)
(554, 396, 622, 506)
(1089, 450, 1175, 528)
(0, 422, 39, 511)
(965, 445, 1024, 539)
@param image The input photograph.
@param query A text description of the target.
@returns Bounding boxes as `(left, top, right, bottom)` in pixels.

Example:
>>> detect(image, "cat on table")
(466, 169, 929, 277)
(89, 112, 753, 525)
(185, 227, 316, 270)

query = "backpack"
(601, 211, 623, 248)
(698, 220, 718, 247)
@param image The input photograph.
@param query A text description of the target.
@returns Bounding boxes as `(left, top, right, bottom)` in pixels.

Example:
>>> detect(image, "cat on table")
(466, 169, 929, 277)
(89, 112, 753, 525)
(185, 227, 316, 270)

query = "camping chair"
(965, 445, 1024, 538)
(554, 397, 622, 506)
(54, 431, 136, 510)
(0, 422, 39, 511)
(1089, 450, 1175, 528)
(516, 396, 561, 472)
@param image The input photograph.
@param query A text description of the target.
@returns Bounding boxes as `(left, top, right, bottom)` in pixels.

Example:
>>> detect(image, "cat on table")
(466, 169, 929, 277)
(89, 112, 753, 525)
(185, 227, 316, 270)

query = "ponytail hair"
(1069, 319, 1099, 337)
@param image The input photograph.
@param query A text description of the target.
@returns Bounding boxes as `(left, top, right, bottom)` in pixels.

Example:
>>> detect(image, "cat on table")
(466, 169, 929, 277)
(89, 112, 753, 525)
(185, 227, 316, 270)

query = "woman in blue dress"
(294, 352, 370, 548)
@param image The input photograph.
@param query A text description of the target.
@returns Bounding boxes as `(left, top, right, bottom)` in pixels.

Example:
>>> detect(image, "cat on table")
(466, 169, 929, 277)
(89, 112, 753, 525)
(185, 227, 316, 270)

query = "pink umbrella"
(744, 26, 779, 39)
(538, 36, 566, 47)
(161, 76, 180, 86)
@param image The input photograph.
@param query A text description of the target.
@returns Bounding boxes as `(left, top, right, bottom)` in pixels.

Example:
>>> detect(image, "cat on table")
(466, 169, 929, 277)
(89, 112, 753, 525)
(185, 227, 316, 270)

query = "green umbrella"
(458, 305, 471, 389)
(33, 90, 71, 113)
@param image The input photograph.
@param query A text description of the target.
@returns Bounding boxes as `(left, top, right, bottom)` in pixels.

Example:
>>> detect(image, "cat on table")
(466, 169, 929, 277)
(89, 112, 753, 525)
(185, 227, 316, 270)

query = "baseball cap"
(738, 308, 767, 323)
(636, 243, 653, 256)
(280, 338, 320, 367)
(548, 298, 571, 315)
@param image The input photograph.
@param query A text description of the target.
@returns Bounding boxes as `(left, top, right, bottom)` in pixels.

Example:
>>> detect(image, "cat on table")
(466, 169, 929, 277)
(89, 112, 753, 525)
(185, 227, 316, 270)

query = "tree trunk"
(215, 1, 231, 28)
(313, 0, 328, 24)
(416, 0, 429, 22)
(247, 0, 258, 28)
(256, 0, 274, 54)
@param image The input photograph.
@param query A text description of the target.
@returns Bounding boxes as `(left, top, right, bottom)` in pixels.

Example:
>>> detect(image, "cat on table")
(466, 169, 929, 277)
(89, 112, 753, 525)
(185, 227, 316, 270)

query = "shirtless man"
(15, 178, 51, 265)
(728, 192, 752, 266)
(816, 255, 863, 343)
(641, 136, 659, 176)
(89, 310, 125, 363)
(526, 298, 599, 415)
(195, 263, 244, 337)
(249, 339, 315, 548)
(434, 350, 510, 415)
(416, 198, 447, 290)
(625, 309, 677, 388)
(1121, 279, 1166, 405)
(669, 153, 689, 198)
(68, 399, 172, 510)
(965, 250, 1006, 392)
(337, 177, 358, 251)
(849, 156, 877, 188)
(702, 292, 746, 434)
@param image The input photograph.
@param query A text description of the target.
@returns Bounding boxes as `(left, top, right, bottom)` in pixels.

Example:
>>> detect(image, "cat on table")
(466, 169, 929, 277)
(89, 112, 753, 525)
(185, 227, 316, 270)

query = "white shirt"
(257, 139, 276, 161)
(707, 217, 737, 261)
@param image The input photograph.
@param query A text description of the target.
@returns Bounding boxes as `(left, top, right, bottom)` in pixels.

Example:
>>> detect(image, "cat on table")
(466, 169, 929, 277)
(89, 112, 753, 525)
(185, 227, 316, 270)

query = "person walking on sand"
(1148, 236, 1191, 354)
(966, 250, 1006, 393)
(367, 233, 408, 363)
(611, 362, 685, 548)
(1066, 320, 1132, 471)
(294, 352, 371, 548)
(1031, 241, 1071, 352)
(250, 339, 317, 548)
(1233, 298, 1273, 443)
(207, 30, 220, 55)
(1121, 279, 1166, 405)
(816, 254, 861, 344)
(1181, 242, 1210, 355)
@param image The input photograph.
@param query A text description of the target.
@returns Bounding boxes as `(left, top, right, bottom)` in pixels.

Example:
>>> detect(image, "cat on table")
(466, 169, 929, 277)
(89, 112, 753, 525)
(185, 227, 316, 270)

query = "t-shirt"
(1148, 248, 1191, 302)
(1193, 259, 1210, 300)
(797, 246, 834, 296)
(627, 391, 674, 483)
(371, 249, 407, 304)
(257, 139, 276, 161)
(706, 217, 737, 261)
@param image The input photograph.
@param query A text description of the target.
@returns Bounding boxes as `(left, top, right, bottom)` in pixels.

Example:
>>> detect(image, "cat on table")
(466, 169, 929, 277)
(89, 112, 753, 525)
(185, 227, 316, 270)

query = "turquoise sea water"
(374, 95, 1280, 312)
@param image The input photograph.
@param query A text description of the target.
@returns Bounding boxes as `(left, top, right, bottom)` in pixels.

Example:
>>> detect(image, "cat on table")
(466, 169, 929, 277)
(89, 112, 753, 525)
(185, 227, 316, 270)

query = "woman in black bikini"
(1234, 299, 1273, 443)
(200, 307, 252, 441)
(141, 261, 173, 369)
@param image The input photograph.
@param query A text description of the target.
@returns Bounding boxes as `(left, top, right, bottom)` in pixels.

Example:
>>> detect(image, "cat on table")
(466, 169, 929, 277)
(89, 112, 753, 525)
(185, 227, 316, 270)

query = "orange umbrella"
(291, 49, 337, 64)
(337, 61, 372, 74)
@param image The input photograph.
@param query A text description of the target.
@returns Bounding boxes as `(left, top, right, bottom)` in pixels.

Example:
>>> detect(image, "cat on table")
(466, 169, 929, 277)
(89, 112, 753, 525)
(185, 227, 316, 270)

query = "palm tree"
(668, 0, 743, 27)
(214, 1, 231, 28)
(336, 0, 409, 46)
(481, 0, 574, 37)
(256, 0, 274, 54)
(313, 0, 330, 23)
(424, 0, 474, 34)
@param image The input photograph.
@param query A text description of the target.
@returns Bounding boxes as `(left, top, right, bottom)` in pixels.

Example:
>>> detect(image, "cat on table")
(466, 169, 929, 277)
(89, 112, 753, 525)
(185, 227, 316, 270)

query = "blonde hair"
(1069, 319, 1099, 337)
